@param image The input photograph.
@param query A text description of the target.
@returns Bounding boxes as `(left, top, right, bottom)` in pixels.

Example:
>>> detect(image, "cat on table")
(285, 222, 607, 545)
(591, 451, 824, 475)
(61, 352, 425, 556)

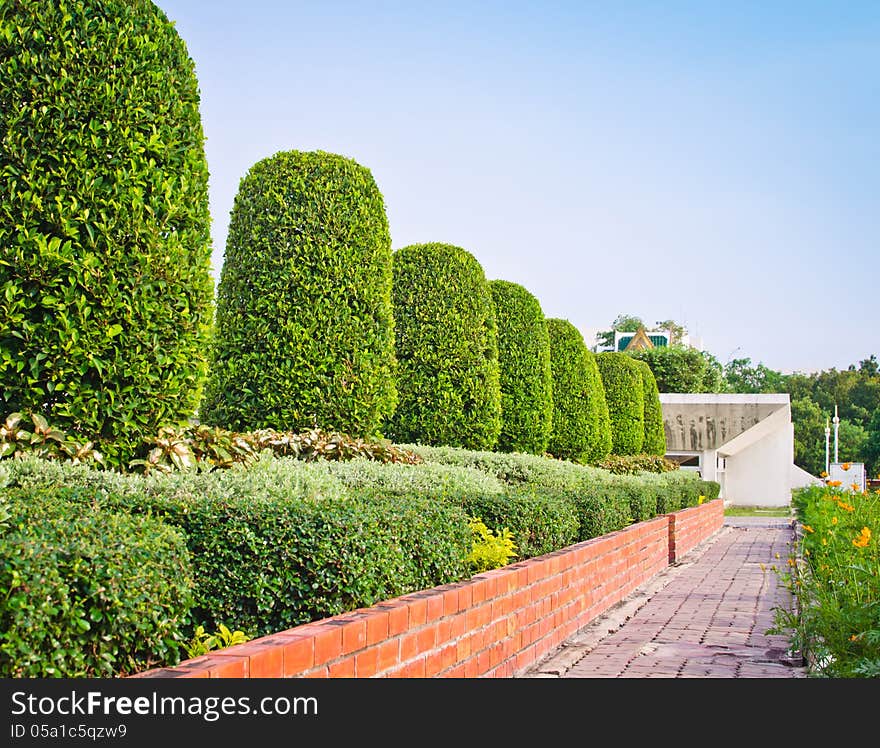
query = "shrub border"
(131, 499, 724, 679)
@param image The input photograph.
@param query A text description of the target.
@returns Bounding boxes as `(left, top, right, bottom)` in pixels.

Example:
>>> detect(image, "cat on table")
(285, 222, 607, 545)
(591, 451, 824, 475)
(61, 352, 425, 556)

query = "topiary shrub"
(0, 0, 214, 466)
(631, 358, 666, 455)
(488, 280, 553, 454)
(199, 150, 397, 438)
(595, 352, 645, 456)
(545, 319, 612, 463)
(387, 243, 501, 450)
(1, 485, 194, 677)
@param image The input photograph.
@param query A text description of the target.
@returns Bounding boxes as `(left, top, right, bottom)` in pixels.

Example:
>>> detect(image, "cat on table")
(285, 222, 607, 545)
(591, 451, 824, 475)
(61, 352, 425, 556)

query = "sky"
(155, 0, 878, 375)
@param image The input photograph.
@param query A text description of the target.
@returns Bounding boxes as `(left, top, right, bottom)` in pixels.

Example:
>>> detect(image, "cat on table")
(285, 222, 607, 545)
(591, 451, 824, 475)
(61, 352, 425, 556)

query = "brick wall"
(132, 499, 724, 679)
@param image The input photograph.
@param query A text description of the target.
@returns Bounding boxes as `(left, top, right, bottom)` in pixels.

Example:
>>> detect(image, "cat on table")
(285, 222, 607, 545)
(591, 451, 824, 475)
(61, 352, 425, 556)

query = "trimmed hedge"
(0, 0, 214, 466)
(632, 359, 666, 456)
(1, 486, 193, 677)
(595, 352, 645, 456)
(545, 319, 612, 463)
(387, 243, 501, 450)
(200, 150, 397, 438)
(5, 457, 470, 638)
(488, 280, 553, 454)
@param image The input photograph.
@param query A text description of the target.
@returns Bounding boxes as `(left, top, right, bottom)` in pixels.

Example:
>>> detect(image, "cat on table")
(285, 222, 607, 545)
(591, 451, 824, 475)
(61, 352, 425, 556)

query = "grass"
(723, 504, 792, 517)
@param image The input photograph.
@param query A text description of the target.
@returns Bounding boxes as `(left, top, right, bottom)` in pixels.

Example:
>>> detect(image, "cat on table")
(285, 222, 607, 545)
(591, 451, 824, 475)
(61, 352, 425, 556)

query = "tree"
(200, 150, 397, 437)
(632, 359, 666, 455)
(595, 352, 645, 456)
(654, 319, 688, 347)
(0, 0, 214, 465)
(546, 319, 612, 463)
(387, 243, 501, 450)
(627, 347, 724, 393)
(723, 358, 786, 394)
(488, 280, 553, 454)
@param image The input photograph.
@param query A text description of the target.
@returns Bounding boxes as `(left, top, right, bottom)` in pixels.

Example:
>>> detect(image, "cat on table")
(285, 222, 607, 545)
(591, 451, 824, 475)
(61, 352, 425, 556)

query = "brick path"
(520, 516, 807, 678)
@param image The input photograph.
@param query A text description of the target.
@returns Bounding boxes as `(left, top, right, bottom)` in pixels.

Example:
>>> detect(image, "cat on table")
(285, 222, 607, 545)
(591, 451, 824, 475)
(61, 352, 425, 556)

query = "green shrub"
(595, 352, 645, 456)
(488, 280, 553, 454)
(320, 458, 504, 499)
(596, 454, 679, 475)
(460, 488, 580, 560)
(467, 518, 517, 573)
(200, 150, 397, 438)
(402, 443, 608, 489)
(5, 457, 470, 637)
(1, 485, 193, 677)
(387, 243, 501, 450)
(632, 359, 666, 456)
(0, 0, 214, 466)
(545, 319, 612, 463)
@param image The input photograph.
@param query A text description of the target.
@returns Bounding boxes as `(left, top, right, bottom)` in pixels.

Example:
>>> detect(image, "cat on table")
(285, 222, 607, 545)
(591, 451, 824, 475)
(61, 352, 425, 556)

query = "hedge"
(0, 0, 214, 466)
(200, 150, 397, 438)
(0, 486, 193, 677)
(545, 319, 612, 463)
(4, 457, 470, 638)
(387, 243, 501, 450)
(488, 280, 553, 454)
(632, 358, 666, 456)
(595, 352, 645, 456)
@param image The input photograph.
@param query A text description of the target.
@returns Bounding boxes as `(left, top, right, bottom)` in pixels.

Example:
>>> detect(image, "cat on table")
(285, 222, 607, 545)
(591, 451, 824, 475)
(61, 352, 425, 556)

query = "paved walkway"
(520, 515, 808, 678)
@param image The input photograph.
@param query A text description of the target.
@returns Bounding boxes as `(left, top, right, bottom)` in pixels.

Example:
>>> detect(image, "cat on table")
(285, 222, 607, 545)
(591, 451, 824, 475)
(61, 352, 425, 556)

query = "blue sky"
(155, 0, 878, 375)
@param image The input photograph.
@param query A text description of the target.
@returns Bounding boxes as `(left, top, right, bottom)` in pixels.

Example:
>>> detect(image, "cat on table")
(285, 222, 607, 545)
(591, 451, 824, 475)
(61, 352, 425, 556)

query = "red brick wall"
(668, 498, 725, 563)
(132, 499, 724, 679)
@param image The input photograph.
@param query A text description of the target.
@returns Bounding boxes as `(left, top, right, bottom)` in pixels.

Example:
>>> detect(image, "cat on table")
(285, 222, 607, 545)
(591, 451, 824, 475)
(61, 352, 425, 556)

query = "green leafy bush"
(184, 623, 249, 660)
(488, 280, 553, 454)
(0, 0, 214, 466)
(632, 359, 666, 456)
(596, 454, 679, 475)
(460, 488, 580, 560)
(595, 352, 645, 456)
(5, 457, 470, 637)
(1, 485, 194, 677)
(200, 150, 397, 438)
(387, 243, 501, 450)
(545, 319, 612, 463)
(467, 518, 517, 573)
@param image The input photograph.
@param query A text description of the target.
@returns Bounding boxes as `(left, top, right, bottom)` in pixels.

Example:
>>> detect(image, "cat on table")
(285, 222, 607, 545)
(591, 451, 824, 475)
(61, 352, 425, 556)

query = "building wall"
(723, 423, 794, 506)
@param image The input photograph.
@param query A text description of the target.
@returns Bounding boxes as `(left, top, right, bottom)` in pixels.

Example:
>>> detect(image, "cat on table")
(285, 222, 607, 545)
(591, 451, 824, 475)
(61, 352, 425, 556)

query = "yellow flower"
(803, 525, 814, 533)
(832, 516, 838, 525)
(759, 563, 766, 571)
(775, 552, 780, 559)
(698, 495, 705, 505)
(821, 538, 827, 545)
(804, 549, 810, 556)
(787, 557, 795, 567)
(820, 471, 828, 478)
(851, 483, 860, 492)
(850, 634, 859, 642)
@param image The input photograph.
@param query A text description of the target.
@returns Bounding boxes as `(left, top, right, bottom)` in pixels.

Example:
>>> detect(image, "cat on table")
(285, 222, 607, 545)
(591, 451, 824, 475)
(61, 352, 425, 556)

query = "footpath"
(519, 515, 807, 678)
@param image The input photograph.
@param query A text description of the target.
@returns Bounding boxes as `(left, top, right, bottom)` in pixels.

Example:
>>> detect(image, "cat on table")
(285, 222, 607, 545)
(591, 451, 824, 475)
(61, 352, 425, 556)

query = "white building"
(659, 393, 820, 507)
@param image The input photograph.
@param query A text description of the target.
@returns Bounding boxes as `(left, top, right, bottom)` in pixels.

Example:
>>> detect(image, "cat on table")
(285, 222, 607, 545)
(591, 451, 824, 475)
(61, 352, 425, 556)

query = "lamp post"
(832, 404, 840, 465)
(825, 417, 831, 477)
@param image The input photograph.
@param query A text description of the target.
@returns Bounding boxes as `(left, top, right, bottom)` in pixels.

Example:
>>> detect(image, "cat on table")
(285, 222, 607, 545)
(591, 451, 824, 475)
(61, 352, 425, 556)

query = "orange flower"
(820, 471, 828, 478)
(852, 527, 871, 548)
(851, 483, 861, 492)
(827, 480, 842, 487)
(842, 462, 851, 471)
(803, 525, 814, 533)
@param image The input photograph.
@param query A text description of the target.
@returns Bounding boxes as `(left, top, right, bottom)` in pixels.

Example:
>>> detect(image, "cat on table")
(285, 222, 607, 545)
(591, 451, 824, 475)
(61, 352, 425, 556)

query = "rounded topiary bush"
(0, 0, 214, 465)
(545, 319, 612, 463)
(595, 352, 645, 455)
(488, 280, 553, 454)
(199, 150, 397, 437)
(387, 243, 501, 450)
(632, 358, 666, 456)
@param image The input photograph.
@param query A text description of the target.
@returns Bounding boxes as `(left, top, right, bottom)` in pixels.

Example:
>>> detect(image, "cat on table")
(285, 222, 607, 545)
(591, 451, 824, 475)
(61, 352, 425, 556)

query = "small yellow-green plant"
(466, 517, 517, 573)
(184, 624, 250, 659)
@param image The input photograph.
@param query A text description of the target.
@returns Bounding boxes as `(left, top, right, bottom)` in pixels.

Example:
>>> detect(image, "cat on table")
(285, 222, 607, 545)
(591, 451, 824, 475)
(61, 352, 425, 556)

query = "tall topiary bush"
(0, 0, 214, 465)
(488, 280, 553, 454)
(595, 352, 645, 455)
(632, 358, 666, 455)
(545, 319, 612, 463)
(387, 243, 501, 450)
(199, 150, 397, 437)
